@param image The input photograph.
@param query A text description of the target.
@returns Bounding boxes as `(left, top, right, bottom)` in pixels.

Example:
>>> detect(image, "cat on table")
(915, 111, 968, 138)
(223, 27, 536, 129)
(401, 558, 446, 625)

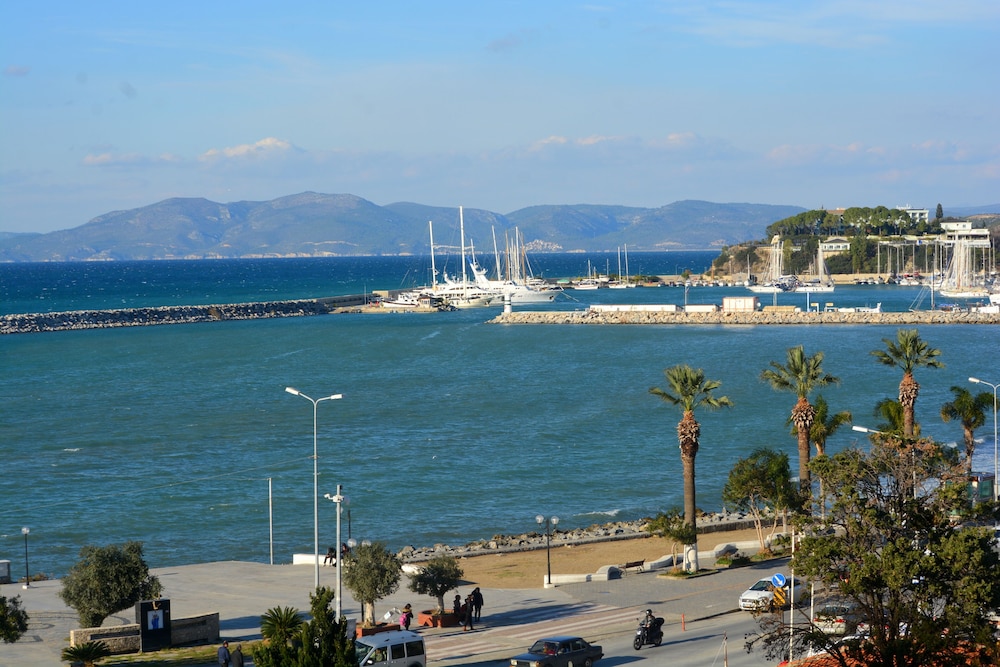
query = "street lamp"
(21, 527, 29, 589)
(286, 386, 343, 590)
(535, 514, 559, 587)
(969, 377, 999, 501)
(324, 486, 348, 619)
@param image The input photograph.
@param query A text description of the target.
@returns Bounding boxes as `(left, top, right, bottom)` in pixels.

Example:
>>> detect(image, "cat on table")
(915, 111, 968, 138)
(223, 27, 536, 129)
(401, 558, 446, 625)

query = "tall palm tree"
(940, 385, 992, 472)
(761, 346, 839, 495)
(650, 364, 732, 572)
(871, 328, 944, 439)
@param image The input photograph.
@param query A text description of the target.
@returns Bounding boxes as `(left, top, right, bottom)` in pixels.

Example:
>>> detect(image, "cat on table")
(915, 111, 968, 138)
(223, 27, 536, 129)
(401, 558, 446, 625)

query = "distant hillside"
(0, 193, 806, 262)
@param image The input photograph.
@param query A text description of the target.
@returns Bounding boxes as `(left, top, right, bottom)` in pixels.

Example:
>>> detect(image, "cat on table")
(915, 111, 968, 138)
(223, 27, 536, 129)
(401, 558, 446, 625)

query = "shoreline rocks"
(397, 513, 760, 563)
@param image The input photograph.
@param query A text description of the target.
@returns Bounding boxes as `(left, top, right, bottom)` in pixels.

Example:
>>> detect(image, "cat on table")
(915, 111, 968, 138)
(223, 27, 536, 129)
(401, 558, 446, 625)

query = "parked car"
(738, 576, 806, 611)
(814, 603, 863, 635)
(509, 635, 603, 667)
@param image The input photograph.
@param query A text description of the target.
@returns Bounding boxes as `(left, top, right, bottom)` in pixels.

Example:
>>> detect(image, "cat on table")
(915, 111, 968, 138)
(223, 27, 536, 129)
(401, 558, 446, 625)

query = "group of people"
(323, 542, 351, 566)
(452, 587, 484, 631)
(217, 640, 243, 666)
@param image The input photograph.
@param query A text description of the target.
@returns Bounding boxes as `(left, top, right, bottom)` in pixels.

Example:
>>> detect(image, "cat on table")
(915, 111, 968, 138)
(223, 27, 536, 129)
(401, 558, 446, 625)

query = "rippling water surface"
(1, 254, 996, 577)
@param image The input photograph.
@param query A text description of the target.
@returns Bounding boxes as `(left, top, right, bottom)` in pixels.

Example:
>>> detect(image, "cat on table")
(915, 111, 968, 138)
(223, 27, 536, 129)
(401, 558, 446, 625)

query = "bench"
(618, 559, 645, 575)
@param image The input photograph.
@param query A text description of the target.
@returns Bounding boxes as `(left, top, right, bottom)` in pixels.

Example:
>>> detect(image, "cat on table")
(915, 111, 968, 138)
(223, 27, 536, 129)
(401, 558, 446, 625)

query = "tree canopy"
(746, 437, 1000, 667)
(0, 595, 29, 644)
(408, 555, 464, 613)
(58, 541, 162, 628)
(341, 542, 402, 626)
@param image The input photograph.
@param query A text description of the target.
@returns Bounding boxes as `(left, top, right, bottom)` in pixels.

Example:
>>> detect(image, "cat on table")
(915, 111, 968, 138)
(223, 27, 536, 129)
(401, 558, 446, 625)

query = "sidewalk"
(1, 557, 783, 666)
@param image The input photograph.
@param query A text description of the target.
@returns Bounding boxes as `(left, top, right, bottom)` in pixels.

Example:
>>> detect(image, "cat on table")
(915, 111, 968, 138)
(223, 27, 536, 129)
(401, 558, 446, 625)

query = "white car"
(738, 575, 805, 611)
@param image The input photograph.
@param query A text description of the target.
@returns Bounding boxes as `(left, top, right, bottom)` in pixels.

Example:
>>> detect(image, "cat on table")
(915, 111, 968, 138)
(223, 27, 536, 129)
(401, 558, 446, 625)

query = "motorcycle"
(633, 615, 664, 650)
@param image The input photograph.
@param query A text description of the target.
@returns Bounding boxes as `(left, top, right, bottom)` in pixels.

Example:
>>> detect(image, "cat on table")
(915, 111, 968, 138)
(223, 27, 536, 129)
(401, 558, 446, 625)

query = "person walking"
(230, 643, 244, 666)
(399, 603, 412, 631)
(452, 593, 462, 617)
(463, 594, 475, 631)
(471, 587, 483, 621)
(217, 640, 231, 667)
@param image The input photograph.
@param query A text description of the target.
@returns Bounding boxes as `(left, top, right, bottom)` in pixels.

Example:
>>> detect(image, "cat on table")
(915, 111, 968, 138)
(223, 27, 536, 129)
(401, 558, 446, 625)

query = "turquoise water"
(1, 254, 996, 578)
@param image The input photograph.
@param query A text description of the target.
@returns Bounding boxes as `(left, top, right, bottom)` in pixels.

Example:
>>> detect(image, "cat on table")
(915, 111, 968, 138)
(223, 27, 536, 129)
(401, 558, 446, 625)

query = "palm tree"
(260, 605, 304, 645)
(807, 395, 852, 458)
(871, 328, 944, 439)
(761, 346, 839, 496)
(61, 640, 111, 667)
(941, 385, 992, 472)
(650, 364, 732, 572)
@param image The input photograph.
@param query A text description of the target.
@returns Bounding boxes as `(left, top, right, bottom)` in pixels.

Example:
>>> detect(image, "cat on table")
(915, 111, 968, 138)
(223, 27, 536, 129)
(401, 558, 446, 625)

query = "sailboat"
(421, 209, 495, 308)
(938, 237, 990, 299)
(747, 236, 798, 293)
(468, 227, 560, 304)
(793, 246, 835, 293)
(608, 244, 635, 288)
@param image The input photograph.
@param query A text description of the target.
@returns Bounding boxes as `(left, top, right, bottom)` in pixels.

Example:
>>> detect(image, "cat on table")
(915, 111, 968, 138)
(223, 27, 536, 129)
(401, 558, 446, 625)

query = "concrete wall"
(70, 613, 219, 653)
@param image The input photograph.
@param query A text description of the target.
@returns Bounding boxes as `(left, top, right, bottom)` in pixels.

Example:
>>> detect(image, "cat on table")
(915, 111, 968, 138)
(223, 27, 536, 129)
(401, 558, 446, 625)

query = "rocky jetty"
(396, 513, 759, 563)
(489, 308, 1000, 326)
(0, 297, 374, 334)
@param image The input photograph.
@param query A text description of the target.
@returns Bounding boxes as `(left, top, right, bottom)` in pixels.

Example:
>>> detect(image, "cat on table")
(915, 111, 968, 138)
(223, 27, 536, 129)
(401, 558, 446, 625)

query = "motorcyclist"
(640, 609, 655, 629)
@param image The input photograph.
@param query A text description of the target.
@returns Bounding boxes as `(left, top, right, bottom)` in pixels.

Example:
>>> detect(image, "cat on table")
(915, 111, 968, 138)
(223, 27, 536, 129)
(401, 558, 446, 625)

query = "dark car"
(509, 635, 603, 667)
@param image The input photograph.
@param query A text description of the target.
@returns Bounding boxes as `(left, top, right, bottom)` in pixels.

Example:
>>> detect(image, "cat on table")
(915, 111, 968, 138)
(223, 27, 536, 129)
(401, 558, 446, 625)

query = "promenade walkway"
(2, 555, 773, 666)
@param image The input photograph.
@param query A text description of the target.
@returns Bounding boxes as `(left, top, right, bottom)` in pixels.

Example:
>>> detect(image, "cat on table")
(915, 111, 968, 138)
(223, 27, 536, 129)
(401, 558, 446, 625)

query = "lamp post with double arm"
(286, 387, 342, 590)
(535, 514, 559, 587)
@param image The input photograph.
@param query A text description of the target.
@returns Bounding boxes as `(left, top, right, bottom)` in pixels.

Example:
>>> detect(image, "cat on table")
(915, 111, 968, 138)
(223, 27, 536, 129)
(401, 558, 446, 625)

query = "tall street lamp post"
(324, 486, 348, 619)
(535, 514, 559, 587)
(286, 387, 343, 590)
(969, 377, 999, 501)
(21, 527, 29, 589)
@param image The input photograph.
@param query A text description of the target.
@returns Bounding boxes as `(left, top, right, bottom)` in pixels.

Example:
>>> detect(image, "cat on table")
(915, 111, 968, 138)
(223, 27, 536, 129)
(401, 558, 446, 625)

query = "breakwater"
(0, 295, 370, 334)
(489, 308, 1000, 326)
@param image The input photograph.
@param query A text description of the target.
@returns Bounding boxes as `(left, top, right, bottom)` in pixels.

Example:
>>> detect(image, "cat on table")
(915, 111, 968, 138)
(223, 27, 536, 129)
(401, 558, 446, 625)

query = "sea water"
(1, 253, 996, 578)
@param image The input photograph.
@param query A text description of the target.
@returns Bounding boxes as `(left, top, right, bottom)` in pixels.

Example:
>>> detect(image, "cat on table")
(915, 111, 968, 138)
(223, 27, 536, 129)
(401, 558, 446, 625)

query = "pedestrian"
(230, 643, 244, 666)
(471, 586, 483, 621)
(399, 603, 412, 631)
(452, 593, 462, 617)
(463, 594, 475, 631)
(217, 640, 231, 667)
(323, 546, 336, 566)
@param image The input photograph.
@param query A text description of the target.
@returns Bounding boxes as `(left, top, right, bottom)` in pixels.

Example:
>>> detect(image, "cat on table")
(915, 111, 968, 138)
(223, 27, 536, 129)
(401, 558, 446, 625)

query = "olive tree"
(341, 542, 402, 626)
(408, 555, 464, 613)
(59, 541, 162, 628)
(746, 437, 1000, 667)
(722, 447, 800, 554)
(0, 595, 29, 643)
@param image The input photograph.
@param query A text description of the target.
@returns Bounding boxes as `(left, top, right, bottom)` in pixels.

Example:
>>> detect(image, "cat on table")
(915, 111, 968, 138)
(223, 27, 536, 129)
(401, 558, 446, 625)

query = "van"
(355, 630, 426, 667)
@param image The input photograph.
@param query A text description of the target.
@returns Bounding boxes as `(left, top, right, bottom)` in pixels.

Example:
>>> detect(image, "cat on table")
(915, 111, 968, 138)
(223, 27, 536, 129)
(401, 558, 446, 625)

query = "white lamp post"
(535, 514, 559, 586)
(969, 377, 999, 501)
(286, 387, 342, 590)
(324, 486, 348, 619)
(21, 527, 30, 589)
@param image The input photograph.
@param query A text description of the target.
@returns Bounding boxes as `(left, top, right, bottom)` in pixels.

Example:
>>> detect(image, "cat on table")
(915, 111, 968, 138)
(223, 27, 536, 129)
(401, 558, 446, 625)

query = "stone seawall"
(0, 294, 373, 334)
(489, 309, 1000, 326)
(1, 300, 331, 334)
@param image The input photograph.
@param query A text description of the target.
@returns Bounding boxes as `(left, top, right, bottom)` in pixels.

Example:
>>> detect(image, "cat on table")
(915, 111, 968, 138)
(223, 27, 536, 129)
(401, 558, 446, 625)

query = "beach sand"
(451, 525, 763, 589)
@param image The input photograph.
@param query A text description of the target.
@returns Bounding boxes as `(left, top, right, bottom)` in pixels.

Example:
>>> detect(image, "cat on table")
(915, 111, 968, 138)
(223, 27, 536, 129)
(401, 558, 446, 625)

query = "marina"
(1, 253, 997, 580)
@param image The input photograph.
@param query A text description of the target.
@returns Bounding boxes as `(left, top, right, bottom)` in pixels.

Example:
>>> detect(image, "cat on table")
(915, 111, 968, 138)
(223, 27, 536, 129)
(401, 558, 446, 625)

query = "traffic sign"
(771, 573, 786, 588)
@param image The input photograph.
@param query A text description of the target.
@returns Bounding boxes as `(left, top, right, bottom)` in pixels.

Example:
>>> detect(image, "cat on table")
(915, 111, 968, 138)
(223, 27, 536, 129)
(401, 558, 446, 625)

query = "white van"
(355, 630, 426, 667)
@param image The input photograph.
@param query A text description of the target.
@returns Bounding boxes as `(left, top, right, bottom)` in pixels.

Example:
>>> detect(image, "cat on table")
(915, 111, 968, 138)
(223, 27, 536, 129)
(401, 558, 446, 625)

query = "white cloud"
(199, 137, 293, 161)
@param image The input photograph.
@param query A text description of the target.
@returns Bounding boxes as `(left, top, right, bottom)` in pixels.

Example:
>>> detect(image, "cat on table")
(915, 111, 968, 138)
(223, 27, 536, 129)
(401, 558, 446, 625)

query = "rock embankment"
(1, 300, 335, 334)
(397, 513, 758, 563)
(489, 309, 1000, 326)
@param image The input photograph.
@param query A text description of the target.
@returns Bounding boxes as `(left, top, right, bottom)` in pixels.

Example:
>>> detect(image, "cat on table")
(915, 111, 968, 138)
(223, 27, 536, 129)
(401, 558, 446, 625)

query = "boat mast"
(459, 206, 468, 296)
(429, 220, 437, 288)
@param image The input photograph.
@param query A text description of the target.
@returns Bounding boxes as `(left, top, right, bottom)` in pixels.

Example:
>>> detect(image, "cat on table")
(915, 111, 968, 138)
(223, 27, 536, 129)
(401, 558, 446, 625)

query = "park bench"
(618, 559, 645, 575)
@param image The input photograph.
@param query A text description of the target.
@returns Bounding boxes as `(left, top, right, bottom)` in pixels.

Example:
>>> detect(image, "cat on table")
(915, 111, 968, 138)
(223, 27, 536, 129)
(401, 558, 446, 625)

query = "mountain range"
(0, 193, 807, 262)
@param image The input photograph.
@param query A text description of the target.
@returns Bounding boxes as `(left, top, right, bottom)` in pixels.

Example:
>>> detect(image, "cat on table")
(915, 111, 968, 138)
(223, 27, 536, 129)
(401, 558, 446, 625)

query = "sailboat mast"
(624, 243, 630, 285)
(429, 220, 437, 288)
(459, 206, 468, 294)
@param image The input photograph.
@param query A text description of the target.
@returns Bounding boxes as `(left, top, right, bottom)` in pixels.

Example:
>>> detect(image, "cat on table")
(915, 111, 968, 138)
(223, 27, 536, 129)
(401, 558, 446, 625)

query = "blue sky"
(2, 1, 998, 234)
